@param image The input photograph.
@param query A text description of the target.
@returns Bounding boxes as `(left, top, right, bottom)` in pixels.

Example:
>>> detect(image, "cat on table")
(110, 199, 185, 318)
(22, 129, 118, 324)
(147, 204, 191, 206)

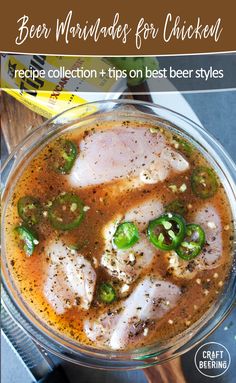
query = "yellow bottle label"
(1, 55, 124, 118)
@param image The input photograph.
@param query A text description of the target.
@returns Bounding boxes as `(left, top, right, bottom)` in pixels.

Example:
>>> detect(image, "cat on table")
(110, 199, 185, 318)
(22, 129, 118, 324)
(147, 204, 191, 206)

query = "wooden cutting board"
(1, 90, 186, 383)
(1, 92, 45, 152)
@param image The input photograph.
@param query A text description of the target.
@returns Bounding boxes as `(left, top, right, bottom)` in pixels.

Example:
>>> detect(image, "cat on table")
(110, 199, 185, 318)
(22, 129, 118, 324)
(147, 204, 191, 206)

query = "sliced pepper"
(48, 193, 84, 231)
(191, 166, 218, 199)
(52, 140, 77, 174)
(113, 222, 139, 250)
(17, 196, 41, 225)
(165, 199, 187, 216)
(15, 225, 39, 256)
(147, 213, 186, 251)
(176, 224, 205, 260)
(98, 283, 116, 303)
(175, 138, 193, 156)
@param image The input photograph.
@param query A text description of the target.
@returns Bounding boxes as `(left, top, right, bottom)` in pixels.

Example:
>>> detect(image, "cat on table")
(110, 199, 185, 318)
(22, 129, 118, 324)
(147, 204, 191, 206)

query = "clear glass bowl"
(2, 100, 236, 370)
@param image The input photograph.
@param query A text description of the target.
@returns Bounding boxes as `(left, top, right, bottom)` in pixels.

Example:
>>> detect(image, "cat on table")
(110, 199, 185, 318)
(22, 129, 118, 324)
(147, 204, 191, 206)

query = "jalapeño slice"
(176, 224, 205, 261)
(52, 140, 77, 174)
(191, 166, 218, 199)
(48, 193, 84, 231)
(165, 199, 187, 216)
(15, 226, 39, 256)
(176, 138, 193, 156)
(147, 213, 186, 251)
(113, 222, 139, 250)
(17, 196, 41, 225)
(98, 283, 116, 303)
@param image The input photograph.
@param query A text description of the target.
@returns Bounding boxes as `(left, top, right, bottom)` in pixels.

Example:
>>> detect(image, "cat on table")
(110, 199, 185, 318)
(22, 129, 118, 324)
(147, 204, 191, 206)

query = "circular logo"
(194, 342, 231, 378)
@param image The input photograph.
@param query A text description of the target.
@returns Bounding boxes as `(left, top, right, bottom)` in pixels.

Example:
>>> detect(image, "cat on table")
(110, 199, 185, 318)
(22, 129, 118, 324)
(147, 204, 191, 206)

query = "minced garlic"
(179, 183, 187, 193)
(207, 221, 216, 229)
(120, 284, 130, 293)
(169, 184, 178, 193)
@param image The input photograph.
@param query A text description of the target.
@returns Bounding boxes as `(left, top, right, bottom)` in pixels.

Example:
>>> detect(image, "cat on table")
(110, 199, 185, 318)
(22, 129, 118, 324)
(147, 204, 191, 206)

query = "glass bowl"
(1, 100, 236, 370)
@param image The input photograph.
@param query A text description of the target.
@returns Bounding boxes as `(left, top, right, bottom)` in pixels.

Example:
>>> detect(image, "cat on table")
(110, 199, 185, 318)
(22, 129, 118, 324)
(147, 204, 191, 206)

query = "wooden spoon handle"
(144, 358, 186, 383)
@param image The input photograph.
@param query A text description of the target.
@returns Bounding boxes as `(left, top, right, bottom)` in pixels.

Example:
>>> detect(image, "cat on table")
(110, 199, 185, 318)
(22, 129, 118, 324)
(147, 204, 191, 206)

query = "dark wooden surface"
(1, 92, 45, 152)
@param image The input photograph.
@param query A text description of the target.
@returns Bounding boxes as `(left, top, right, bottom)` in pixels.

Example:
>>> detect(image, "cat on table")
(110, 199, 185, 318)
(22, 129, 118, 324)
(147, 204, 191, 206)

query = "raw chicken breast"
(69, 127, 189, 188)
(124, 199, 164, 231)
(167, 204, 223, 278)
(195, 205, 222, 268)
(101, 235, 155, 284)
(44, 241, 96, 314)
(166, 251, 198, 279)
(140, 146, 189, 184)
(101, 199, 163, 283)
(84, 277, 181, 350)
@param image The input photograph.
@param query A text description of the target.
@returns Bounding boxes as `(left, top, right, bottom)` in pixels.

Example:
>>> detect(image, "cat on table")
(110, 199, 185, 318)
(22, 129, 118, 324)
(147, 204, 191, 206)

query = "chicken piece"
(44, 241, 96, 315)
(101, 199, 163, 283)
(84, 277, 181, 350)
(195, 205, 222, 268)
(167, 204, 223, 278)
(44, 262, 73, 315)
(167, 251, 198, 279)
(69, 126, 189, 188)
(140, 146, 189, 184)
(101, 234, 155, 284)
(124, 199, 164, 231)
